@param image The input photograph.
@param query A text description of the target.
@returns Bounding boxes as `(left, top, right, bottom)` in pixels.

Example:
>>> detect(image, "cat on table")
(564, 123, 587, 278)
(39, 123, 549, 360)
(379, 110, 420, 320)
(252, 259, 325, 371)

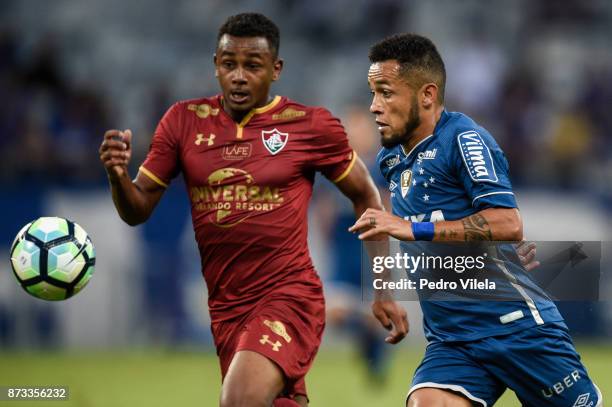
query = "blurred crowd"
(0, 33, 110, 184)
(0, 0, 610, 199)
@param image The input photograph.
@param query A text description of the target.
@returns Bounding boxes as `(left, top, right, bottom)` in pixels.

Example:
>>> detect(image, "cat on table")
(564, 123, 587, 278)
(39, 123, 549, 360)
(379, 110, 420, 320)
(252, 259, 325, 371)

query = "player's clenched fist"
(99, 129, 132, 180)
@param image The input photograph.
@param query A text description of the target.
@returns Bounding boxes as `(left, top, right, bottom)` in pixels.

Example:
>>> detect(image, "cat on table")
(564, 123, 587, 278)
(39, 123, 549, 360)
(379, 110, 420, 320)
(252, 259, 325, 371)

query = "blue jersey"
(377, 110, 564, 342)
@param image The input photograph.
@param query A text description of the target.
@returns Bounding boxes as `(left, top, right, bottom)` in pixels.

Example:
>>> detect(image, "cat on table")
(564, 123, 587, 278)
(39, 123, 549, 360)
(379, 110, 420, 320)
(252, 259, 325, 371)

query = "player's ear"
(272, 58, 284, 81)
(421, 83, 438, 109)
(213, 54, 219, 78)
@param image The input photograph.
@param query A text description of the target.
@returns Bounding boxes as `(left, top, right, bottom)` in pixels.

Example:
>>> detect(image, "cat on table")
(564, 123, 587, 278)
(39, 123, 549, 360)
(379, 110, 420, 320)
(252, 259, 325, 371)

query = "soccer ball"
(10, 217, 96, 301)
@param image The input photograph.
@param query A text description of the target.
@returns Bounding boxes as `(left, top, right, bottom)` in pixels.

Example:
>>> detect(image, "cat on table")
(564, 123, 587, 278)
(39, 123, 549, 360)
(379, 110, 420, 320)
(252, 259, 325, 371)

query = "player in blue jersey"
(350, 34, 602, 407)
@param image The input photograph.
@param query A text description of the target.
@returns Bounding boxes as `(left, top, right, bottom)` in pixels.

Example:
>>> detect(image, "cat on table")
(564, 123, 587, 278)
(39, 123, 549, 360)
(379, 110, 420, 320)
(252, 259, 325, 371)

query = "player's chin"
(380, 132, 401, 149)
(225, 99, 253, 112)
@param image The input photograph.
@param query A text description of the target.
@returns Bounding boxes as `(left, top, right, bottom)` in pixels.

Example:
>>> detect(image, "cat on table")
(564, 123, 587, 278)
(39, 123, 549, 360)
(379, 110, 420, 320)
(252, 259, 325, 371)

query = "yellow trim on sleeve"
(235, 95, 282, 139)
(139, 166, 168, 188)
(332, 151, 358, 183)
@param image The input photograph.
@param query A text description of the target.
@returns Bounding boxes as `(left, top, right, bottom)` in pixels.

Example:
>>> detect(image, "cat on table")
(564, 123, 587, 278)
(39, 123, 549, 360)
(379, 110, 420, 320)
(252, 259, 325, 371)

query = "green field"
(0, 343, 609, 406)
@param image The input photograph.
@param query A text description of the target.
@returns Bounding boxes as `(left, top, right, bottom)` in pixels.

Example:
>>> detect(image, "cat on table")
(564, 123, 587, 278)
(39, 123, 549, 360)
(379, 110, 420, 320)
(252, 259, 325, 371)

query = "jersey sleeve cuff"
(472, 191, 516, 209)
(139, 166, 169, 188)
(332, 151, 358, 183)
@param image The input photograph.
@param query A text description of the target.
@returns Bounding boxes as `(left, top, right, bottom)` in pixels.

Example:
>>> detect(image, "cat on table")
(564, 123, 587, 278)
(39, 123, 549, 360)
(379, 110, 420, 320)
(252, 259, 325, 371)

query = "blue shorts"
(408, 323, 602, 406)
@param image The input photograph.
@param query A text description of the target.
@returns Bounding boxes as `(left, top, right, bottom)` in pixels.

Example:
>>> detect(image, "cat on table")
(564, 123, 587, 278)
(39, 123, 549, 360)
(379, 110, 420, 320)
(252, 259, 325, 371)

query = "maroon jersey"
(141, 95, 355, 322)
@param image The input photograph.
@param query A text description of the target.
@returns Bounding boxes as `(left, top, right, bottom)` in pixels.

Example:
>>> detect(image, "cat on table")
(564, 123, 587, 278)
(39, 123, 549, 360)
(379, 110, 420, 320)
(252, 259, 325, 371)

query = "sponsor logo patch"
(264, 320, 292, 343)
(261, 128, 289, 155)
(222, 143, 252, 160)
(385, 155, 400, 168)
(457, 131, 498, 183)
(417, 148, 437, 164)
(187, 103, 219, 118)
(389, 180, 397, 192)
(272, 108, 306, 121)
(191, 167, 284, 227)
(541, 370, 583, 399)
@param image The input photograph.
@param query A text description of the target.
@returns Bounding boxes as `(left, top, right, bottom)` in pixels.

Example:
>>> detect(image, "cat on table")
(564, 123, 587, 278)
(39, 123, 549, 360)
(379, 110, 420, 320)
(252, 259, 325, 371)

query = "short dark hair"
(217, 13, 280, 58)
(369, 33, 446, 103)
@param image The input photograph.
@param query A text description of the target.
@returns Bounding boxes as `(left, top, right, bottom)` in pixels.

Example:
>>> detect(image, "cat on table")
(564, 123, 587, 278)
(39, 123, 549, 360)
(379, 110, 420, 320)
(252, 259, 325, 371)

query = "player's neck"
(222, 104, 248, 123)
(402, 105, 444, 153)
(221, 96, 275, 123)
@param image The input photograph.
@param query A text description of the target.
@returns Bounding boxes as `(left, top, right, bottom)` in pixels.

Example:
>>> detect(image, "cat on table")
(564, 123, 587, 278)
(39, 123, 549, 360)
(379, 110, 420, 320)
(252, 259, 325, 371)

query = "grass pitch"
(0, 343, 609, 406)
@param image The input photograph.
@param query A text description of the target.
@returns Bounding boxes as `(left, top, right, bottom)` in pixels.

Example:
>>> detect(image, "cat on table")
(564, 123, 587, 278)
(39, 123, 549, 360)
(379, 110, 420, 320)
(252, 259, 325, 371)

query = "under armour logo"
(195, 133, 215, 146)
(259, 335, 282, 352)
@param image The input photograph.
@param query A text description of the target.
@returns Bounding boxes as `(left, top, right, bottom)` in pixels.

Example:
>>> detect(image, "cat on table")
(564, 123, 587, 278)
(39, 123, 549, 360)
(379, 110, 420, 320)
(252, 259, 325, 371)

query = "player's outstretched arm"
(335, 156, 383, 216)
(336, 157, 409, 344)
(349, 207, 523, 242)
(99, 129, 165, 226)
(433, 207, 523, 241)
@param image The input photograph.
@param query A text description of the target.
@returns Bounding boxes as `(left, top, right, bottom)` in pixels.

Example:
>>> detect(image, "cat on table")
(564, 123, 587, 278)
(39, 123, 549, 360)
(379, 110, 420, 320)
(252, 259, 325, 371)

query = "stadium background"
(0, 0, 611, 405)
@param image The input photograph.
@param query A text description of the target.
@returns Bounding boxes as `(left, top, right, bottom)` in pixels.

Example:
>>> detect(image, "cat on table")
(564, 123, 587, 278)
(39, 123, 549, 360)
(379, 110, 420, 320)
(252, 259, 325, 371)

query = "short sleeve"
(140, 103, 182, 187)
(310, 107, 356, 182)
(453, 130, 517, 210)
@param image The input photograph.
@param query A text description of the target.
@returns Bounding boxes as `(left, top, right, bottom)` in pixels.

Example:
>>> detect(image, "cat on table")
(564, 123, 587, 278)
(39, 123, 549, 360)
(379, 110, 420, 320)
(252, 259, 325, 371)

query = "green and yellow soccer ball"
(10, 217, 96, 301)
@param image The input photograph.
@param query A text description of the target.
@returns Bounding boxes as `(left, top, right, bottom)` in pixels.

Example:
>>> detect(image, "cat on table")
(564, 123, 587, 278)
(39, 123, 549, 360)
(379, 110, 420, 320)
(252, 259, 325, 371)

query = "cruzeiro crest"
(261, 128, 289, 155)
(400, 169, 413, 198)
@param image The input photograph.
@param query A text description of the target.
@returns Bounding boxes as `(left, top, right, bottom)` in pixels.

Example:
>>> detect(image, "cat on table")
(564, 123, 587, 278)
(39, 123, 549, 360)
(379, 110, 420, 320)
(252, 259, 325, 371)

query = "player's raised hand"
(349, 208, 414, 241)
(515, 240, 540, 272)
(372, 299, 409, 344)
(99, 129, 133, 180)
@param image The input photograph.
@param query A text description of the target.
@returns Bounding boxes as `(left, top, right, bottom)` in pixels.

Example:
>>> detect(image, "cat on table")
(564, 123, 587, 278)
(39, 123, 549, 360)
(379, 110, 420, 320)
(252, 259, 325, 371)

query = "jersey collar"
(218, 95, 283, 139)
(400, 133, 434, 157)
(400, 109, 450, 157)
(399, 109, 449, 157)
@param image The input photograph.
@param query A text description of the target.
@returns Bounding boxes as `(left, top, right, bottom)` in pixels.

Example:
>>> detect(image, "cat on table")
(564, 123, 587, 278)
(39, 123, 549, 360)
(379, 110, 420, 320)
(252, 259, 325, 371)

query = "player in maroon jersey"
(99, 13, 407, 407)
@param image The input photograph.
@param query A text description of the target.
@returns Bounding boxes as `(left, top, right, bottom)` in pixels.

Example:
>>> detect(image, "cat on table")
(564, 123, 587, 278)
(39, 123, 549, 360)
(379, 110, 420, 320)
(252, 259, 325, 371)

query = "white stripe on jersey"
(493, 248, 545, 325)
(472, 191, 515, 206)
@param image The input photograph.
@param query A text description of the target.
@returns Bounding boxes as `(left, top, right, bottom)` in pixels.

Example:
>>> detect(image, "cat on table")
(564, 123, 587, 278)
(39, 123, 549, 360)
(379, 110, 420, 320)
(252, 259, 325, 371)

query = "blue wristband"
(412, 222, 435, 241)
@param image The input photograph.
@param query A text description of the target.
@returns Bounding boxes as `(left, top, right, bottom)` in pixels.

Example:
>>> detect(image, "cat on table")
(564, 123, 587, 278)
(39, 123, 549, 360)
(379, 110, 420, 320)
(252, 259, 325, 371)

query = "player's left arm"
(335, 155, 383, 216)
(335, 157, 409, 344)
(312, 106, 408, 342)
(349, 206, 523, 242)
